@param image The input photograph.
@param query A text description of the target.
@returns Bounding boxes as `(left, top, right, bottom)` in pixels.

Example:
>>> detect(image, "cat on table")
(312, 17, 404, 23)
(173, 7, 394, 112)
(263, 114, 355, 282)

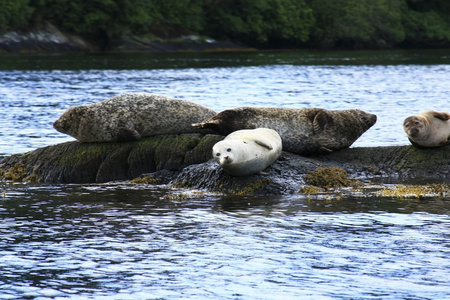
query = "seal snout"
(221, 154, 233, 164)
(53, 118, 67, 133)
(408, 127, 420, 136)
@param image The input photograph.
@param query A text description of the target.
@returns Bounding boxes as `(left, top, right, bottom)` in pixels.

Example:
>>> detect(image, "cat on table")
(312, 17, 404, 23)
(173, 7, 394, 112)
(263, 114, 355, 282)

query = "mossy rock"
(0, 134, 223, 184)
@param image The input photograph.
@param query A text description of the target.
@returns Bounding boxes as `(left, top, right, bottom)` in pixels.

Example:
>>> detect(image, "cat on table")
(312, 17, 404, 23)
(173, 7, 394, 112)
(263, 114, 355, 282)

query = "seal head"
(403, 110, 450, 147)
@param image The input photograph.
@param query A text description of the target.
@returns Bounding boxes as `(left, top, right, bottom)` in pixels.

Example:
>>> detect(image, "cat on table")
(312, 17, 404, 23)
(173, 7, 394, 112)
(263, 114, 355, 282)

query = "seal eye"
(216, 153, 220, 157)
(227, 148, 231, 152)
(415, 121, 420, 125)
(405, 124, 409, 128)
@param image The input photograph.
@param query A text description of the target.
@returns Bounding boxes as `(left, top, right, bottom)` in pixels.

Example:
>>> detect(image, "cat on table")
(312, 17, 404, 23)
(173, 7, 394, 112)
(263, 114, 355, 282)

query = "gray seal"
(212, 128, 282, 176)
(53, 93, 217, 142)
(193, 107, 377, 155)
(403, 110, 450, 148)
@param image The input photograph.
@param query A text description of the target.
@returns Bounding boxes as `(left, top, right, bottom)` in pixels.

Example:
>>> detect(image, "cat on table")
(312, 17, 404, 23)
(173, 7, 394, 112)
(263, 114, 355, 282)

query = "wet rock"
(171, 145, 450, 195)
(0, 134, 223, 183)
(1, 134, 449, 195)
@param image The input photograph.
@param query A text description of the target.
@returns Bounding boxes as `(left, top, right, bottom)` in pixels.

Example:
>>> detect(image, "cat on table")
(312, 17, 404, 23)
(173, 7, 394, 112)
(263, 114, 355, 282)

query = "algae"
(376, 184, 450, 199)
(162, 193, 189, 201)
(171, 180, 189, 189)
(304, 166, 363, 189)
(130, 175, 162, 185)
(228, 179, 272, 196)
(299, 185, 322, 195)
(3, 163, 28, 182)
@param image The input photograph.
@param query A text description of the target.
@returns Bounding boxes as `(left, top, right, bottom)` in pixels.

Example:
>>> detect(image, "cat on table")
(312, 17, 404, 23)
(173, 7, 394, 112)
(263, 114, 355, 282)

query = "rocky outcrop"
(1, 134, 449, 195)
(0, 23, 94, 54)
(173, 145, 450, 195)
(0, 23, 250, 54)
(105, 34, 250, 53)
(0, 134, 222, 183)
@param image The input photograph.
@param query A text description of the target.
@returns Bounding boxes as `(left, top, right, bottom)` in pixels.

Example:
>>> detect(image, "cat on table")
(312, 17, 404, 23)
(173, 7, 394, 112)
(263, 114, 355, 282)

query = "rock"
(171, 145, 450, 195)
(0, 22, 94, 54)
(1, 134, 449, 195)
(0, 24, 251, 54)
(106, 34, 251, 53)
(0, 134, 223, 183)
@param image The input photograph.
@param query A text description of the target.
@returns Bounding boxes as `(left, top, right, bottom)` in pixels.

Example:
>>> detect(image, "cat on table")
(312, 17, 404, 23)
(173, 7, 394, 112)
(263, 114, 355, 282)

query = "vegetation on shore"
(1, 0, 449, 50)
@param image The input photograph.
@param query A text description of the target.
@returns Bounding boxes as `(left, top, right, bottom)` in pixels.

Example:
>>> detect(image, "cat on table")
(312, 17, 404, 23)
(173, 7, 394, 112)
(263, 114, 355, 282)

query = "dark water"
(1, 50, 450, 299)
(1, 183, 449, 299)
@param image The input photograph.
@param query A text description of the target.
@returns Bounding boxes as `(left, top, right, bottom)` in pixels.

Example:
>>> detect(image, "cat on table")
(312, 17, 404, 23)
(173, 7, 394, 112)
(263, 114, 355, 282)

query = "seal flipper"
(431, 111, 450, 121)
(254, 139, 273, 150)
(312, 111, 330, 134)
(192, 119, 221, 132)
(318, 146, 333, 154)
(117, 126, 142, 141)
(439, 136, 450, 146)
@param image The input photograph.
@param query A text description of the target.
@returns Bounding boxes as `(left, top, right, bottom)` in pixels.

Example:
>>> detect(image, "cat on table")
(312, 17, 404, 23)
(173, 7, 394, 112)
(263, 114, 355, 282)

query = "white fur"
(212, 128, 282, 176)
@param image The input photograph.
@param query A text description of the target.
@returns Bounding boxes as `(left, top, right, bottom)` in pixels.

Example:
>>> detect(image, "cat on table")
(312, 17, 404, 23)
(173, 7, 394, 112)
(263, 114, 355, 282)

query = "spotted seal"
(53, 93, 217, 142)
(193, 107, 377, 155)
(403, 110, 450, 148)
(212, 128, 282, 176)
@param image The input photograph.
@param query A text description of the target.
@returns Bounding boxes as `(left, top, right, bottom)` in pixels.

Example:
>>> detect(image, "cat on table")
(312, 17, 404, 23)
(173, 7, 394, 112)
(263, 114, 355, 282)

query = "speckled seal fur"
(403, 110, 450, 148)
(193, 107, 377, 155)
(212, 128, 282, 176)
(53, 93, 217, 142)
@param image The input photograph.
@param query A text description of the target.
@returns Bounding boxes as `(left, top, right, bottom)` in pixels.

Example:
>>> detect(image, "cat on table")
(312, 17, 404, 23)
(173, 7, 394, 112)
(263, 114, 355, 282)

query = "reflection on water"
(1, 50, 450, 299)
(0, 183, 449, 299)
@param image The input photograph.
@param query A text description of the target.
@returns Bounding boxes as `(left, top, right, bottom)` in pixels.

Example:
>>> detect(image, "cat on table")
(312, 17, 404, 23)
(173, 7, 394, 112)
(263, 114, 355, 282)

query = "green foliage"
(0, 0, 33, 32)
(309, 0, 405, 49)
(0, 0, 449, 49)
(149, 0, 204, 37)
(203, 0, 314, 47)
(403, 0, 450, 46)
(30, 0, 155, 37)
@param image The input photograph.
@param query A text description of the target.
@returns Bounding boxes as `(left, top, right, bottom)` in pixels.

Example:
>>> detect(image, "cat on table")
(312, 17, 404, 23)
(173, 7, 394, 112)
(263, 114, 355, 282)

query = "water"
(1, 50, 450, 299)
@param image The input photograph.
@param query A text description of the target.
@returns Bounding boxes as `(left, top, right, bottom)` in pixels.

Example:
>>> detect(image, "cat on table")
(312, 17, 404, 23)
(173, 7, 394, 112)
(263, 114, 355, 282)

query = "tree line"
(1, 0, 449, 49)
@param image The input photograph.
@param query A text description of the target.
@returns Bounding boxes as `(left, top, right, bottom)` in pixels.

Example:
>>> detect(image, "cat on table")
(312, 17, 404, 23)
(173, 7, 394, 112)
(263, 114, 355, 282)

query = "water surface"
(1, 183, 449, 299)
(1, 50, 449, 299)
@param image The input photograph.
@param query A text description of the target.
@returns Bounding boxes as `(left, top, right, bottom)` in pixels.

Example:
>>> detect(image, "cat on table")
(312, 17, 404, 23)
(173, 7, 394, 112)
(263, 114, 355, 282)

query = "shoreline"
(2, 23, 449, 56)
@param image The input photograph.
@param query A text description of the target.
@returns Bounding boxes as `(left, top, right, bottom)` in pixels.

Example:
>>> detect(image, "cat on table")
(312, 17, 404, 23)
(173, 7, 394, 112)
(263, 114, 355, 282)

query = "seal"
(53, 93, 217, 142)
(212, 128, 282, 176)
(403, 110, 450, 148)
(193, 107, 377, 155)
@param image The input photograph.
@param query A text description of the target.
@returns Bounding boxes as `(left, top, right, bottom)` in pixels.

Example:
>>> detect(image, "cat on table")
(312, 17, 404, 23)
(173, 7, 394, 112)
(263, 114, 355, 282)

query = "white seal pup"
(194, 107, 377, 155)
(403, 110, 450, 148)
(212, 128, 282, 176)
(53, 93, 217, 142)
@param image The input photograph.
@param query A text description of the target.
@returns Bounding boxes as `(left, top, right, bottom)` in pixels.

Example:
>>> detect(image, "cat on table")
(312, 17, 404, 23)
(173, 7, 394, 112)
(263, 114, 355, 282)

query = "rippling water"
(1, 50, 450, 299)
(1, 183, 449, 299)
